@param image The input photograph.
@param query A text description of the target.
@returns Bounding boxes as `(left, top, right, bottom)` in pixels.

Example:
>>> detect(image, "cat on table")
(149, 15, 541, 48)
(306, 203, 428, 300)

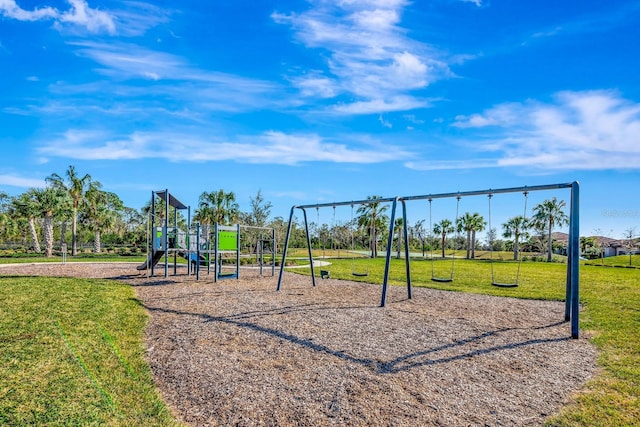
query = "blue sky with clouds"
(1, 0, 639, 239)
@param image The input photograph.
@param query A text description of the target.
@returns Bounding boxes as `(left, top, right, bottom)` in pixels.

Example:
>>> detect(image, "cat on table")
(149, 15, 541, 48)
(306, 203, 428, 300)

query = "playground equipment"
(277, 182, 581, 339)
(138, 189, 274, 281)
(137, 190, 201, 278)
(240, 225, 276, 277)
(428, 196, 461, 283)
(214, 224, 239, 281)
(487, 191, 529, 288)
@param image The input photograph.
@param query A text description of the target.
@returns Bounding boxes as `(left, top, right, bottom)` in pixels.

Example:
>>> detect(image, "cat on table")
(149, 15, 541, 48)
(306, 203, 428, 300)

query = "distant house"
(592, 236, 639, 257)
(549, 233, 639, 258)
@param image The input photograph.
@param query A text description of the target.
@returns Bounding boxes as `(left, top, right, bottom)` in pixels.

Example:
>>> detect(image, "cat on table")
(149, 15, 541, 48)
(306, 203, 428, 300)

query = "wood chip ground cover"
(1, 263, 597, 426)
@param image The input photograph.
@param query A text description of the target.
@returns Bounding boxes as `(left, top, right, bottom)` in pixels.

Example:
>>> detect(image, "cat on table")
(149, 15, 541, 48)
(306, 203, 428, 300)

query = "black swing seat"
(492, 282, 518, 288)
(352, 272, 368, 277)
(431, 277, 453, 283)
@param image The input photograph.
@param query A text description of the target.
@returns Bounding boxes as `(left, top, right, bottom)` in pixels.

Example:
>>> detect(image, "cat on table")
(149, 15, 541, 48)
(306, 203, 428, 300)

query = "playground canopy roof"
(155, 190, 188, 210)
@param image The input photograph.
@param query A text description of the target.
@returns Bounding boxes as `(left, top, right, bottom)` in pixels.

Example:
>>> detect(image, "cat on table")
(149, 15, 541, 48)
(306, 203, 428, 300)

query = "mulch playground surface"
(1, 262, 597, 426)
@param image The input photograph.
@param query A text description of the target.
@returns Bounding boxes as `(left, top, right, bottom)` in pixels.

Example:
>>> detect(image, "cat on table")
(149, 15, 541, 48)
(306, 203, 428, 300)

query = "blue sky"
(1, 0, 639, 240)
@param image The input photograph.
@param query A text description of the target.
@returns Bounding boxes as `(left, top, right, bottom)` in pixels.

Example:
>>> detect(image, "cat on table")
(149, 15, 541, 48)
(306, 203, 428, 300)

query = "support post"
(569, 181, 580, 338)
(302, 208, 316, 287)
(164, 189, 169, 278)
(277, 206, 296, 291)
(381, 197, 399, 307)
(401, 200, 412, 300)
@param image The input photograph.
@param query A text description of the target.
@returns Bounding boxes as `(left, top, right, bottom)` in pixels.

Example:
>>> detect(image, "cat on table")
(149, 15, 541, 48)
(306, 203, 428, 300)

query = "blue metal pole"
(277, 206, 296, 291)
(402, 200, 412, 300)
(196, 223, 200, 281)
(272, 227, 276, 277)
(214, 223, 218, 283)
(150, 191, 155, 278)
(381, 198, 398, 307)
(302, 208, 316, 287)
(164, 189, 169, 278)
(570, 181, 580, 338)
(236, 223, 240, 280)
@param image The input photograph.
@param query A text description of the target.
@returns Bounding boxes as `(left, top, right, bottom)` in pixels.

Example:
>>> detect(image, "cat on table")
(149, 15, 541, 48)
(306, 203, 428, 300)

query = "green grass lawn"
(0, 276, 180, 426)
(585, 254, 640, 268)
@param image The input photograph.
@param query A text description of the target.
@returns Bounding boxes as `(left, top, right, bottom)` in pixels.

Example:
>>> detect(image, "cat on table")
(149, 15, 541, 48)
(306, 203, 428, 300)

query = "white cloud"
(332, 95, 431, 114)
(56, 0, 115, 34)
(460, 0, 483, 7)
(378, 115, 392, 128)
(403, 114, 424, 124)
(0, 0, 57, 21)
(0, 0, 115, 34)
(36, 130, 412, 165)
(58, 42, 280, 113)
(273, 0, 450, 114)
(0, 173, 46, 188)
(439, 90, 640, 171)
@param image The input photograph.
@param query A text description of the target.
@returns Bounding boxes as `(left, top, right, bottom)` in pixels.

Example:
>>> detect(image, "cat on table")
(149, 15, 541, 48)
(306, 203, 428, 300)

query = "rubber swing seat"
(431, 277, 453, 283)
(491, 282, 518, 288)
(352, 272, 369, 277)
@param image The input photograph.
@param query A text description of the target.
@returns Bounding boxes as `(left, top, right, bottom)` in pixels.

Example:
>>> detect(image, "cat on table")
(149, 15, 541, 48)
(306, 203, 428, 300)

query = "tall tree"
(457, 212, 480, 259)
(433, 219, 454, 258)
(502, 215, 530, 261)
(356, 196, 388, 258)
(532, 197, 569, 262)
(243, 190, 272, 227)
(82, 189, 123, 253)
(623, 227, 637, 266)
(10, 191, 41, 253)
(32, 187, 67, 257)
(47, 165, 101, 255)
(194, 189, 240, 232)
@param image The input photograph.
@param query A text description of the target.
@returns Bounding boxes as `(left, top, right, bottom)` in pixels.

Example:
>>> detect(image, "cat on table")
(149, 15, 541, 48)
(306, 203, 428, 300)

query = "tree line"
(0, 166, 570, 262)
(0, 166, 280, 257)
(305, 195, 570, 263)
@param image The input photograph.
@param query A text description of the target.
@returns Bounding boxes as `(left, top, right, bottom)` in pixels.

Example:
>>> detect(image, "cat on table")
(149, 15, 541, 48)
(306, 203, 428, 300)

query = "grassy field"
(585, 254, 640, 268)
(1, 255, 639, 425)
(0, 275, 179, 426)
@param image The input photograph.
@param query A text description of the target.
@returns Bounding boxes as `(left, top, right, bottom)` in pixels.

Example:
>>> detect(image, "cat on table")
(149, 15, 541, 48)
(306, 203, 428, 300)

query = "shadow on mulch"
(140, 300, 571, 375)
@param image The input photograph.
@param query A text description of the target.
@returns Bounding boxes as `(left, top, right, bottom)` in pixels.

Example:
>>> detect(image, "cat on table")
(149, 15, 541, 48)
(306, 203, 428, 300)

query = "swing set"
(487, 191, 529, 288)
(314, 203, 373, 279)
(276, 182, 581, 339)
(427, 196, 461, 283)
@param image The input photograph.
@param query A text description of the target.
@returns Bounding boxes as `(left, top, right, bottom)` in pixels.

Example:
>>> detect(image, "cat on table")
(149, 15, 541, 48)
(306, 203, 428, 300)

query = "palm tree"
(83, 189, 123, 253)
(194, 189, 240, 236)
(532, 197, 569, 262)
(502, 215, 530, 261)
(47, 165, 101, 256)
(469, 213, 485, 259)
(356, 196, 389, 258)
(10, 191, 41, 253)
(433, 219, 454, 258)
(457, 213, 484, 259)
(32, 187, 67, 257)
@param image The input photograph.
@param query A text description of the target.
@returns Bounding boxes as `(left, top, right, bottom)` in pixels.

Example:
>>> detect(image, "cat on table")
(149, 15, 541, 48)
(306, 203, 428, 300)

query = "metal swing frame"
(276, 182, 580, 339)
